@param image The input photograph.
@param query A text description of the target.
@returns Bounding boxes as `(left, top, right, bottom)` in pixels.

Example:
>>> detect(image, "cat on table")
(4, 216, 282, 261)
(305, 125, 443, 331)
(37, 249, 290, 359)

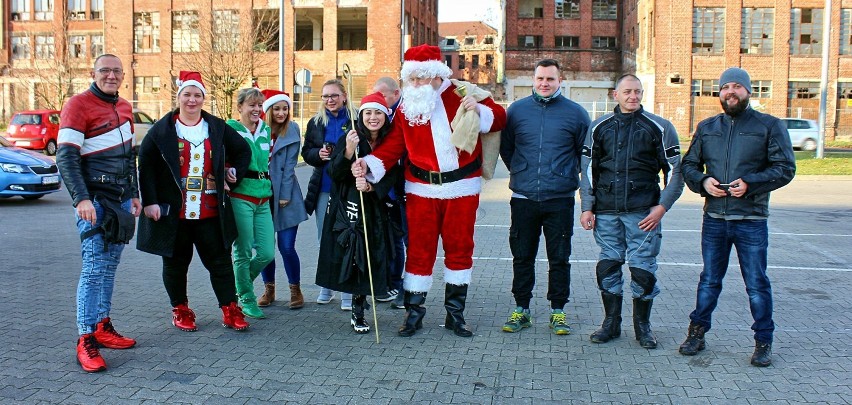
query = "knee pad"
(596, 260, 624, 290)
(630, 267, 657, 297)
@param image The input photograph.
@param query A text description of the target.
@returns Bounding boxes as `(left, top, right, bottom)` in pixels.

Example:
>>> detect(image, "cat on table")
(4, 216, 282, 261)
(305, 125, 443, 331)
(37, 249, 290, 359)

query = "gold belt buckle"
(186, 176, 204, 191)
(428, 171, 442, 185)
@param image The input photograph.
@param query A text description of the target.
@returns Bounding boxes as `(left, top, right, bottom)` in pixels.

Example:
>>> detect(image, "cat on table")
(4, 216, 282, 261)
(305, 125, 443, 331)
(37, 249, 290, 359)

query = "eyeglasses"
(321, 94, 341, 101)
(96, 68, 124, 76)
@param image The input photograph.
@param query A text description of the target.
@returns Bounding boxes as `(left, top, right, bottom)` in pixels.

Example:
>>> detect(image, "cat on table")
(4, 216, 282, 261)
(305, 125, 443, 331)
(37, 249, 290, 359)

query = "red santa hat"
(358, 92, 390, 116)
(176, 71, 206, 96)
(261, 89, 292, 112)
(401, 44, 453, 82)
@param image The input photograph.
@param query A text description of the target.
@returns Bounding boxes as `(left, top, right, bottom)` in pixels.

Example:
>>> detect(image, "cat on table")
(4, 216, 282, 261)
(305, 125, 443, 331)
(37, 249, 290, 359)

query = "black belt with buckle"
(181, 176, 216, 193)
(408, 158, 481, 185)
(89, 174, 131, 185)
(245, 170, 270, 180)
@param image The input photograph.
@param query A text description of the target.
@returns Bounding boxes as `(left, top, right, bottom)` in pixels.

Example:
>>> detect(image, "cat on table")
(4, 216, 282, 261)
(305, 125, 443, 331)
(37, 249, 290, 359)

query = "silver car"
(133, 109, 156, 152)
(781, 118, 818, 151)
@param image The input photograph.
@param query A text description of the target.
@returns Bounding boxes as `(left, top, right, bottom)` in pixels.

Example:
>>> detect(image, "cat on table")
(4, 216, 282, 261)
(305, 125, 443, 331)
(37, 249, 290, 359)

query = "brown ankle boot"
(289, 284, 304, 309)
(257, 282, 275, 307)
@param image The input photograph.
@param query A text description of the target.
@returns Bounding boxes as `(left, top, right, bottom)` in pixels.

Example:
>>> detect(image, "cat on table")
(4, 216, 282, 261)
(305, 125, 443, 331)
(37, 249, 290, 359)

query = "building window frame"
(692, 7, 725, 54)
(691, 79, 720, 97)
(555, 35, 580, 48)
(592, 36, 617, 49)
(12, 0, 32, 21)
(134, 12, 161, 54)
(790, 8, 824, 55)
(592, 0, 617, 20)
(135, 76, 162, 94)
(741, 8, 774, 54)
(518, 0, 544, 18)
(840, 9, 851, 55)
(11, 35, 31, 60)
(788, 81, 820, 99)
(172, 10, 200, 53)
(213, 9, 240, 52)
(751, 80, 772, 99)
(34, 0, 54, 21)
(555, 0, 580, 19)
(90, 0, 103, 19)
(519, 35, 543, 48)
(90, 34, 103, 58)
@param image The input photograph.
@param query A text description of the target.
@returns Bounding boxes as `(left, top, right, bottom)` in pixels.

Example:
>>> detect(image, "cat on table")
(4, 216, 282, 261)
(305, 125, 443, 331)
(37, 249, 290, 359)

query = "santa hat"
(176, 71, 206, 96)
(401, 44, 452, 81)
(261, 89, 292, 112)
(358, 92, 390, 116)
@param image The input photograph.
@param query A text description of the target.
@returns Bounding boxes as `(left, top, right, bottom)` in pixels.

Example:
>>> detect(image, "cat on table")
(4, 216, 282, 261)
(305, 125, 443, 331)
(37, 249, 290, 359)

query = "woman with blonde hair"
(256, 90, 309, 309)
(301, 79, 355, 310)
(226, 87, 275, 319)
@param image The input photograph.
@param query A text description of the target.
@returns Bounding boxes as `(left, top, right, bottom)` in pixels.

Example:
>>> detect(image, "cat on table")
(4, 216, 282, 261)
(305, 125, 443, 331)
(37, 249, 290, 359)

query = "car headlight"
(0, 163, 29, 173)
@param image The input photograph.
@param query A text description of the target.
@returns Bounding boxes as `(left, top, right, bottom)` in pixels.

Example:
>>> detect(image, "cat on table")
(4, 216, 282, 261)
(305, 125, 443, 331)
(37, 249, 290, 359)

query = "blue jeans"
(261, 226, 301, 284)
(75, 198, 131, 335)
(689, 215, 774, 343)
(593, 211, 662, 299)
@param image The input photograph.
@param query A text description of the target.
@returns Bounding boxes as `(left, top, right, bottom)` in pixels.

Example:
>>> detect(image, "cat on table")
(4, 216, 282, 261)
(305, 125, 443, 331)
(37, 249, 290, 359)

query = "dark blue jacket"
(500, 94, 590, 201)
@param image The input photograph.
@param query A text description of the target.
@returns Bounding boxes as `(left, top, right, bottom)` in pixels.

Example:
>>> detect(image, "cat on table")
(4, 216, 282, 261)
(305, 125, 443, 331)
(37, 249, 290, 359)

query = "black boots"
(398, 291, 427, 337)
(590, 292, 622, 343)
(633, 298, 657, 349)
(679, 322, 707, 355)
(351, 295, 370, 334)
(751, 341, 772, 367)
(444, 284, 473, 337)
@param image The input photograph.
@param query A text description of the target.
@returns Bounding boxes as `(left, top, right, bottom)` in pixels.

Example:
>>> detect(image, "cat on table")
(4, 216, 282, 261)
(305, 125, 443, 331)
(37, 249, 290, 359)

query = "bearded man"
(353, 44, 506, 337)
(679, 67, 795, 367)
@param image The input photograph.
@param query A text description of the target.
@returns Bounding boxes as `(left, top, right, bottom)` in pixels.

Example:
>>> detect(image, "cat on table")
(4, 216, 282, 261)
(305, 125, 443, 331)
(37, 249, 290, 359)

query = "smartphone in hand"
(159, 203, 171, 217)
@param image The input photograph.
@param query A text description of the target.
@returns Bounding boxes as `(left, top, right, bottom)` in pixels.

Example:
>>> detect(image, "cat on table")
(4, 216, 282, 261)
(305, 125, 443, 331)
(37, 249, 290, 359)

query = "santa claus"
(353, 44, 506, 337)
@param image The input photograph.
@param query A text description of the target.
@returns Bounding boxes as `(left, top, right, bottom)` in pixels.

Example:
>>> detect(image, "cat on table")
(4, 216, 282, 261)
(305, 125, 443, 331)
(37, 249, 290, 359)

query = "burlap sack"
(449, 79, 501, 180)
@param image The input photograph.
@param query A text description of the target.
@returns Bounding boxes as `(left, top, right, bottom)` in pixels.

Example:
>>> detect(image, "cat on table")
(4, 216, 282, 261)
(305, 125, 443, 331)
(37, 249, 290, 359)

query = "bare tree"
(11, 11, 90, 111)
(173, 8, 280, 119)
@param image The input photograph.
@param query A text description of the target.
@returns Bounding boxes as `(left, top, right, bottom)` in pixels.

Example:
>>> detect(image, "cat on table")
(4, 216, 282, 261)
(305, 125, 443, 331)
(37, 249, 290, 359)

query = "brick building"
(625, 0, 852, 139)
(438, 21, 500, 94)
(0, 0, 438, 121)
(503, 0, 622, 108)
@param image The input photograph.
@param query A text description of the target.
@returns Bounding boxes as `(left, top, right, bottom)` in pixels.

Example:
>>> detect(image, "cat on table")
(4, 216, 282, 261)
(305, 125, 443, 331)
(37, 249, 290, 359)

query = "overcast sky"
(437, 0, 501, 28)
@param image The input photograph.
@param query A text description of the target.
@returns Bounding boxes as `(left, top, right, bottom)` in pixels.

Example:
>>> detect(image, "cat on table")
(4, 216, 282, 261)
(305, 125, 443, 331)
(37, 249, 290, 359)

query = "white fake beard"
(400, 83, 438, 126)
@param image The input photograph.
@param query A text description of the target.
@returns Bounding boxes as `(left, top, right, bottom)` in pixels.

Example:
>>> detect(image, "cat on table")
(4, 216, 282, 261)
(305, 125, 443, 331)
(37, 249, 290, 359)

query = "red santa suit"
(363, 65, 506, 294)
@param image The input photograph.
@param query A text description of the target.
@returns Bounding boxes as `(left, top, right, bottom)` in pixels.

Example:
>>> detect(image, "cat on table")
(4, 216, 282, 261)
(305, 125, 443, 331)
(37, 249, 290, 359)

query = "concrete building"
(438, 21, 500, 94)
(0, 0, 438, 121)
(626, 0, 852, 139)
(503, 0, 622, 113)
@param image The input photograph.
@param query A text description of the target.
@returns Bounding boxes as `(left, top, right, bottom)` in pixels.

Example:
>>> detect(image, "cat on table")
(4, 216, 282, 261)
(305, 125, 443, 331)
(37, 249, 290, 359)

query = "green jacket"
(226, 119, 273, 198)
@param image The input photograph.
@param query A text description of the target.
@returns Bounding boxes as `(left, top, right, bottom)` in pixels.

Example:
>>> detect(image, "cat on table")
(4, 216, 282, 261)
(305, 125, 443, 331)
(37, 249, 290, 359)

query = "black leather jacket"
(580, 106, 684, 214)
(56, 84, 138, 205)
(682, 107, 796, 217)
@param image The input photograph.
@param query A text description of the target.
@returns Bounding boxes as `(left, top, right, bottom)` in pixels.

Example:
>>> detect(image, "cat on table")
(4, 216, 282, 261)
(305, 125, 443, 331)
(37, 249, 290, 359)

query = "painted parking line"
(454, 256, 852, 273)
(474, 224, 852, 238)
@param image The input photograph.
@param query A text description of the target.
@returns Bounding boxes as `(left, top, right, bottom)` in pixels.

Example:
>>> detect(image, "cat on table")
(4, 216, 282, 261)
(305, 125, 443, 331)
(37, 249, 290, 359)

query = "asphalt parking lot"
(1, 164, 851, 404)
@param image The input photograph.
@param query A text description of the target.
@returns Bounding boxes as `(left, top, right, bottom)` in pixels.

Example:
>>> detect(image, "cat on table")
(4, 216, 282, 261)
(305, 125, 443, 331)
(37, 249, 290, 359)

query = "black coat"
(300, 116, 352, 215)
(315, 133, 400, 296)
(135, 110, 251, 257)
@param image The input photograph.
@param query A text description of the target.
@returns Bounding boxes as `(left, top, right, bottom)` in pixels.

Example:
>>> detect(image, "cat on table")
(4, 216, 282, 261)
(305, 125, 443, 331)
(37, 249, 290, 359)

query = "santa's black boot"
(398, 291, 426, 337)
(444, 284, 473, 337)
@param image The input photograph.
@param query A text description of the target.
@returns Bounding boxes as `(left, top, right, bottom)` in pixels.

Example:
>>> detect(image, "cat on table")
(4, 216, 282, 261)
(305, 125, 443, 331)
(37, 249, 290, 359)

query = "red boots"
(93, 318, 137, 349)
(76, 334, 106, 373)
(172, 303, 197, 332)
(222, 302, 249, 331)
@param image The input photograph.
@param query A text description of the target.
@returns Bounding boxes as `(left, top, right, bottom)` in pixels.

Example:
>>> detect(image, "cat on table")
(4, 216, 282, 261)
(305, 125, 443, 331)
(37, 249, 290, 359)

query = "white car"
(781, 118, 818, 151)
(133, 109, 156, 152)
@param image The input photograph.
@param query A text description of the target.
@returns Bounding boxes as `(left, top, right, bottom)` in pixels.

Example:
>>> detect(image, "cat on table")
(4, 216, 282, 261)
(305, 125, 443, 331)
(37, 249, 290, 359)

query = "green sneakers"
(549, 309, 571, 335)
(502, 307, 532, 332)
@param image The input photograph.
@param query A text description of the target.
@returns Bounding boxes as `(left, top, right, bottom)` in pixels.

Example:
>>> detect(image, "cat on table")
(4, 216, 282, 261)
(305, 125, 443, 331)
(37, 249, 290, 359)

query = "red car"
(5, 110, 61, 156)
